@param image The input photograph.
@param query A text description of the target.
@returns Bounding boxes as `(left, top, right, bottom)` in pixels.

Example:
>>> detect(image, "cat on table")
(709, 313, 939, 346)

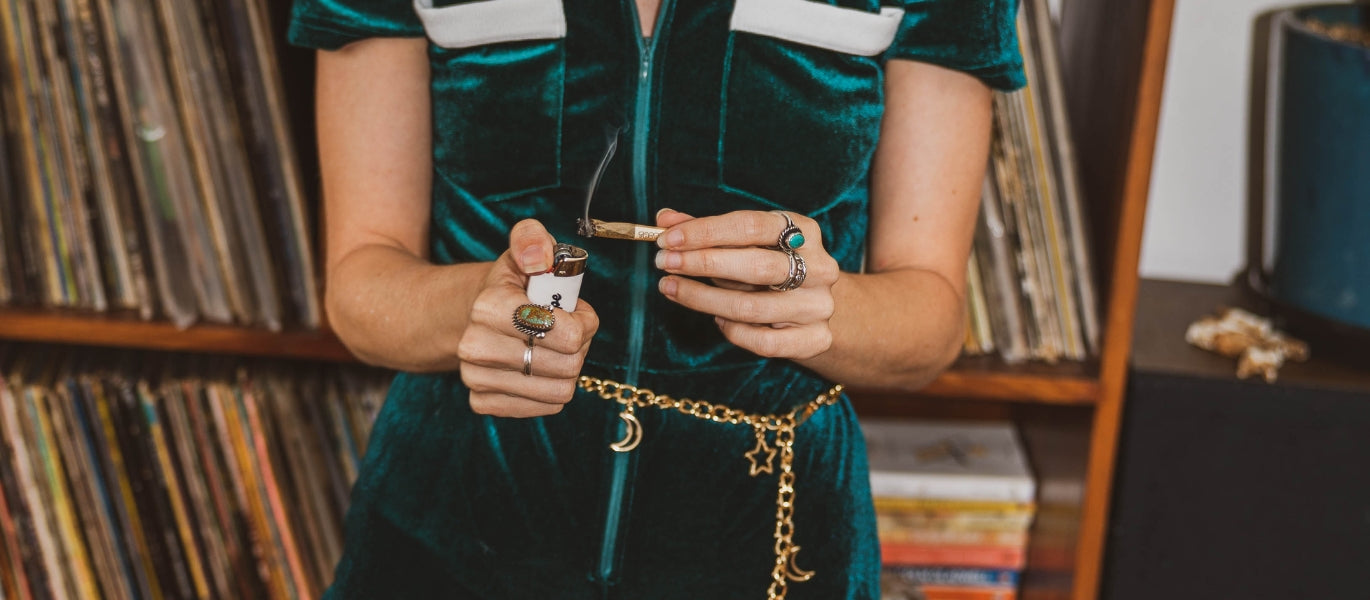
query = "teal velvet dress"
(288, 1, 1024, 598)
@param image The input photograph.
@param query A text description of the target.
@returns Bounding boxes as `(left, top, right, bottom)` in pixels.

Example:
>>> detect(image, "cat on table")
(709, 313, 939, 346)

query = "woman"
(289, 0, 1024, 598)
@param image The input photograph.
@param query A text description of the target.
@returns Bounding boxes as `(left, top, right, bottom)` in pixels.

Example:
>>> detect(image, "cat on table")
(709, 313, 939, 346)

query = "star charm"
(745, 435, 777, 476)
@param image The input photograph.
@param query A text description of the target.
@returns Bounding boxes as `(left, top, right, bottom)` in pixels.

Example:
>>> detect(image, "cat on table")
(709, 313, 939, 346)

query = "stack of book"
(865, 419, 1037, 600)
(0, 345, 391, 600)
(964, 0, 1099, 364)
(0, 0, 319, 330)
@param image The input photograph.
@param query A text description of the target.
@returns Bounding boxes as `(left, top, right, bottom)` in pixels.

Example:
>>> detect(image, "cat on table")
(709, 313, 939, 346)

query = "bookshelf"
(0, 0, 1175, 598)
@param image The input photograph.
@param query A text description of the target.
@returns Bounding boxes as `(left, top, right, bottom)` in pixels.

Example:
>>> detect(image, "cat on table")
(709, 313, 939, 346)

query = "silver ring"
(769, 250, 807, 291)
(771, 210, 806, 252)
(522, 342, 534, 376)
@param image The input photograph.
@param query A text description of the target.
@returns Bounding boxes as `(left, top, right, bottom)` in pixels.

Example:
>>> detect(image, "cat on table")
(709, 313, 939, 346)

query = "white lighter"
(526, 243, 588, 312)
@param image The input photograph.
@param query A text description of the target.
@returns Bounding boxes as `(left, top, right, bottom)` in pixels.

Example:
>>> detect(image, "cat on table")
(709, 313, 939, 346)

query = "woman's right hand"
(456, 220, 599, 417)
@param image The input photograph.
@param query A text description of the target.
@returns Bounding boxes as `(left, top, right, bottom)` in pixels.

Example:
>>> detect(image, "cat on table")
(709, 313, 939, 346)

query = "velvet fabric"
(289, 1, 1023, 598)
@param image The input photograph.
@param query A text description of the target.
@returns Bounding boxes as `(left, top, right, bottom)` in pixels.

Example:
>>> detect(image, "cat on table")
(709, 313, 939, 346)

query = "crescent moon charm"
(609, 409, 642, 453)
(783, 546, 815, 582)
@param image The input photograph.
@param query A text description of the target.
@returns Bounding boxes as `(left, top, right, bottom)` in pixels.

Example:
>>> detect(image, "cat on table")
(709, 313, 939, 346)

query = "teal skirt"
(322, 370, 881, 599)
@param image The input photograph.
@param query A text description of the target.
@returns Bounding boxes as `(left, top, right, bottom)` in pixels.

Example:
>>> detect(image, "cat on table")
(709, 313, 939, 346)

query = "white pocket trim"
(414, 0, 566, 49)
(729, 0, 905, 56)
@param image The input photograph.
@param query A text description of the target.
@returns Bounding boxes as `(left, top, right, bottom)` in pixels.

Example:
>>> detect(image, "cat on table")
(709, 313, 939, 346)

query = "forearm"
(797, 268, 964, 390)
(327, 245, 492, 372)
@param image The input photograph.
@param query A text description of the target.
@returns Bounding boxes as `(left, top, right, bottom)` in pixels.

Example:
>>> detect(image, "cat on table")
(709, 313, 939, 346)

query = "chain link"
(577, 376, 844, 600)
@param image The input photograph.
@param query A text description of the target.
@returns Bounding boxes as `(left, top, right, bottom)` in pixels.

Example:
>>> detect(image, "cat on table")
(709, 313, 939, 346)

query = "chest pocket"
(416, 0, 566, 201)
(720, 0, 903, 213)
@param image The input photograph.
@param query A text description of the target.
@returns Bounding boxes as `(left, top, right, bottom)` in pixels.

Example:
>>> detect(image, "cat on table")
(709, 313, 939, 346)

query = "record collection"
(963, 0, 1100, 364)
(0, 0, 319, 331)
(0, 344, 392, 600)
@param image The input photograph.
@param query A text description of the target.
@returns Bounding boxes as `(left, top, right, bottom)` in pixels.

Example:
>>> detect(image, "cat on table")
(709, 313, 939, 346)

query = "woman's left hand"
(653, 208, 840, 361)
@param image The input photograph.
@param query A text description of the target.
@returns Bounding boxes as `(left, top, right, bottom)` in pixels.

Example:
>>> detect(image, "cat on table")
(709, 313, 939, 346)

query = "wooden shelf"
(0, 308, 1102, 404)
(917, 355, 1098, 405)
(0, 307, 354, 362)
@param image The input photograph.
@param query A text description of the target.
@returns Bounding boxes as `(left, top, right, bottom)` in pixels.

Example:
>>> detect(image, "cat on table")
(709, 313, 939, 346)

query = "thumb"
(509, 219, 556, 275)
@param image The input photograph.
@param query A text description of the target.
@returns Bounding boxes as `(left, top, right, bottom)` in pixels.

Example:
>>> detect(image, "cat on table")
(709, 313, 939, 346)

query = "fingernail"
(520, 246, 548, 274)
(658, 229, 684, 249)
(654, 250, 681, 270)
(656, 207, 674, 219)
(715, 316, 726, 328)
(658, 277, 678, 296)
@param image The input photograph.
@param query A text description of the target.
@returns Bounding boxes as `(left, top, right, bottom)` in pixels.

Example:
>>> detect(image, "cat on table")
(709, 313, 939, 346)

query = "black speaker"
(1102, 280, 1370, 600)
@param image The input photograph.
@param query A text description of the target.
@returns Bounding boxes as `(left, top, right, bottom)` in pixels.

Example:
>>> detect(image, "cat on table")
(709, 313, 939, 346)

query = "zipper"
(597, 0, 671, 586)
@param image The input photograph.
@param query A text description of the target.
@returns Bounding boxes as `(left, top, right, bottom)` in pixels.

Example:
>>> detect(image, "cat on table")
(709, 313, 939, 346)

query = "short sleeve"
(288, 0, 426, 50)
(884, 0, 1027, 91)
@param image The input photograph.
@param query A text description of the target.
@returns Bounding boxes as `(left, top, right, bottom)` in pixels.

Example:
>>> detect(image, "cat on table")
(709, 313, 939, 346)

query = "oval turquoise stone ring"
(772, 210, 806, 252)
(513, 304, 556, 339)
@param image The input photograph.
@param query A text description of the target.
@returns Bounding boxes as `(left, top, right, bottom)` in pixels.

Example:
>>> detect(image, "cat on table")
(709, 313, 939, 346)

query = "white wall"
(1139, 0, 1304, 283)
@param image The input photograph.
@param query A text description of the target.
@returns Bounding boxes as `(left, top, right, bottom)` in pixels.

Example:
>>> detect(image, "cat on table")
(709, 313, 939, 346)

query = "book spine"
(880, 542, 1027, 570)
(918, 585, 1018, 600)
(869, 473, 1036, 504)
(883, 565, 1020, 588)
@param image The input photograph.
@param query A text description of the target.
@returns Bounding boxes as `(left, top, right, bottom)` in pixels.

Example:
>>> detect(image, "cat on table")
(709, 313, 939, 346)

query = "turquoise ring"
(772, 211, 806, 252)
(513, 304, 556, 339)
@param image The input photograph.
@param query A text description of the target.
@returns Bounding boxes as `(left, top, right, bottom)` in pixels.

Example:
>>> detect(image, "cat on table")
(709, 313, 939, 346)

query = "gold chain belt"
(577, 376, 845, 600)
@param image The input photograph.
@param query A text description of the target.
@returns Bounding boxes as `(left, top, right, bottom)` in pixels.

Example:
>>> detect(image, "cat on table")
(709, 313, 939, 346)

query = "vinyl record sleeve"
(33, 0, 105, 311)
(140, 380, 214, 598)
(50, 374, 132, 600)
(111, 376, 196, 599)
(191, 0, 283, 330)
(55, 0, 134, 312)
(186, 378, 264, 599)
(0, 96, 13, 306)
(975, 175, 1030, 363)
(1027, 0, 1099, 356)
(66, 0, 153, 315)
(98, 0, 226, 326)
(240, 379, 315, 598)
(161, 379, 235, 598)
(30, 386, 97, 599)
(1003, 82, 1064, 362)
(0, 378, 37, 600)
(153, 0, 261, 327)
(1016, 8, 1084, 360)
(212, 0, 320, 329)
(87, 376, 159, 600)
(271, 372, 343, 584)
(3, 0, 66, 306)
(217, 383, 295, 599)
(311, 372, 354, 519)
(988, 99, 1043, 358)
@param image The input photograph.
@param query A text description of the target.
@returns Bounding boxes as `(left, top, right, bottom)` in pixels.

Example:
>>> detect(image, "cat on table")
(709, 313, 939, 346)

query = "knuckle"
(741, 215, 764, 241)
(734, 296, 762, 322)
(455, 336, 480, 363)
(797, 216, 823, 243)
(753, 334, 785, 359)
(822, 257, 840, 284)
(581, 311, 600, 336)
(818, 295, 836, 321)
(469, 395, 498, 415)
(750, 257, 775, 284)
(554, 380, 578, 402)
(815, 330, 834, 355)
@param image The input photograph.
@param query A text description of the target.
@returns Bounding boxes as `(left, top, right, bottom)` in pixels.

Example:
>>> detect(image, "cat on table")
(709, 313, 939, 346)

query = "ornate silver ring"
(770, 250, 807, 292)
